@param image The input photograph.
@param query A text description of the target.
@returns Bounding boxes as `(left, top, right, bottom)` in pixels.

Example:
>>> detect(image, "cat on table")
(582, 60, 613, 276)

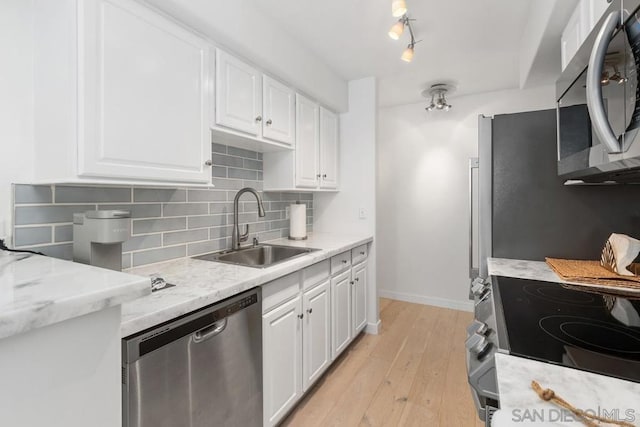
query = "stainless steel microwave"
(556, 0, 640, 182)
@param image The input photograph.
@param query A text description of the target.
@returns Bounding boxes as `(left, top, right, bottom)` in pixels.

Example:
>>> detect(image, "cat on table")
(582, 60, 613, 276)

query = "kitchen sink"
(194, 244, 319, 268)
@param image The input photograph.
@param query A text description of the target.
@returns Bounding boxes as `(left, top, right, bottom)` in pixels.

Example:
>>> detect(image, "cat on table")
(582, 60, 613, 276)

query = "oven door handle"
(586, 10, 623, 154)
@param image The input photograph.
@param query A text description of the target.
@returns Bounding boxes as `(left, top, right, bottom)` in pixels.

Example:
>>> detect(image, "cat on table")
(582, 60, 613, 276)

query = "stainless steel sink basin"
(194, 244, 319, 268)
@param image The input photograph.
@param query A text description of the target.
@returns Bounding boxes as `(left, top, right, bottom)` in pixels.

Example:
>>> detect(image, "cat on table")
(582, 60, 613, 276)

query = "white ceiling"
(247, 0, 535, 106)
(149, 0, 568, 108)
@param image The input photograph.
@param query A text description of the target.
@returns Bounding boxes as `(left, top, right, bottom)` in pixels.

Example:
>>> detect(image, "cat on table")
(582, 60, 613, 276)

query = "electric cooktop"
(494, 276, 640, 383)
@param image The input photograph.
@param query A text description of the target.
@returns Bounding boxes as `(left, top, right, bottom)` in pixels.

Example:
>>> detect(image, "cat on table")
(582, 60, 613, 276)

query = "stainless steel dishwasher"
(122, 288, 262, 427)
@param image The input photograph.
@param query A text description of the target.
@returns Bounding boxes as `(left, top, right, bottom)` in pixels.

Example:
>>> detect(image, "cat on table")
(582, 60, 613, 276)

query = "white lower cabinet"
(352, 260, 368, 335)
(262, 248, 368, 426)
(330, 269, 352, 360)
(262, 265, 331, 427)
(263, 295, 303, 427)
(302, 280, 331, 390)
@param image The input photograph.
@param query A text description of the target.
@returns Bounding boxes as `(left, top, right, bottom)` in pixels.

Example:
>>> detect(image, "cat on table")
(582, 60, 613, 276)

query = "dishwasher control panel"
(222, 293, 258, 317)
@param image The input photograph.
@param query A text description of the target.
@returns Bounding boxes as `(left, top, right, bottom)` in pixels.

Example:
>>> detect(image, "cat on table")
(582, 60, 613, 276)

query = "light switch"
(358, 207, 366, 219)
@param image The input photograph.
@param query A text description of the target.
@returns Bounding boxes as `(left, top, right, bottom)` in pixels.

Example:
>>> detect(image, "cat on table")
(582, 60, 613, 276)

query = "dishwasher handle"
(192, 318, 228, 343)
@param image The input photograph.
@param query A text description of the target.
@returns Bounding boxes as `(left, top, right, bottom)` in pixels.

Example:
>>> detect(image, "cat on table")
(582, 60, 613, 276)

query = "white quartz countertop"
(492, 353, 640, 426)
(121, 232, 373, 337)
(0, 251, 150, 340)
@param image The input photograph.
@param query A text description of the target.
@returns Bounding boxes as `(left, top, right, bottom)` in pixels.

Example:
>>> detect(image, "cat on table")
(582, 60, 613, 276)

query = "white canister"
(289, 203, 307, 240)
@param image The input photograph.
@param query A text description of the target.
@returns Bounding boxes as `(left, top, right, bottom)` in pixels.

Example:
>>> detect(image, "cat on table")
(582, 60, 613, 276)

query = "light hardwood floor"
(281, 298, 484, 427)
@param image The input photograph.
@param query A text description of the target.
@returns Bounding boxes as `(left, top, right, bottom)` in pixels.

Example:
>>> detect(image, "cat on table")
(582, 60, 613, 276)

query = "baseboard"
(365, 319, 381, 335)
(379, 289, 474, 312)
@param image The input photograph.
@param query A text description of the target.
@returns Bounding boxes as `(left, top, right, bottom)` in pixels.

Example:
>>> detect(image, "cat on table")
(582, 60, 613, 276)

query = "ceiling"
(247, 0, 535, 106)
(148, 0, 568, 108)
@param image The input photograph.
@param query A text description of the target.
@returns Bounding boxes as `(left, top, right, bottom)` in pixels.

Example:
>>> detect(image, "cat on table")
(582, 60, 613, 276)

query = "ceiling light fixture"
(422, 84, 454, 112)
(388, 4, 419, 63)
(392, 0, 407, 17)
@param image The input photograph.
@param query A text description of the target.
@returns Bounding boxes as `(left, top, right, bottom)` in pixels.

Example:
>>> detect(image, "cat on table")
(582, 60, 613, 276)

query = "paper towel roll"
(289, 203, 307, 240)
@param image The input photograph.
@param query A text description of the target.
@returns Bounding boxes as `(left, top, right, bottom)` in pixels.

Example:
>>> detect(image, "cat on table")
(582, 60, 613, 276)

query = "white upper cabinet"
(263, 76, 295, 145)
(34, 0, 213, 184)
(561, 0, 611, 71)
(262, 94, 339, 192)
(215, 50, 263, 136)
(81, 0, 211, 182)
(319, 107, 339, 189)
(295, 94, 321, 188)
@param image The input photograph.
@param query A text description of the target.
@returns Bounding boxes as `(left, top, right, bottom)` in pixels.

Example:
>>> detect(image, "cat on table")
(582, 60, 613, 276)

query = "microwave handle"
(586, 10, 623, 154)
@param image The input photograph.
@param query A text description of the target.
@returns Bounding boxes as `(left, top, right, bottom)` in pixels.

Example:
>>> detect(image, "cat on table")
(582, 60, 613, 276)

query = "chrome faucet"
(232, 188, 266, 250)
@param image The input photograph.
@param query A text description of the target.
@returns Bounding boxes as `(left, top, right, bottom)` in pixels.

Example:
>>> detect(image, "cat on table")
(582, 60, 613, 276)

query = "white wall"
(0, 0, 35, 242)
(314, 77, 379, 331)
(377, 85, 556, 311)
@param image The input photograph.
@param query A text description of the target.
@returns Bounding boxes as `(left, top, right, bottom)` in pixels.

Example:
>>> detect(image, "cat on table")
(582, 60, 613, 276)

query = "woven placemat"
(545, 258, 640, 296)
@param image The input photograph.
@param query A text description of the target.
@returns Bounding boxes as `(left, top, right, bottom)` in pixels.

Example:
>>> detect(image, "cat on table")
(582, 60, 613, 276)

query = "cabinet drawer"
(351, 244, 368, 265)
(330, 251, 351, 275)
(262, 272, 301, 313)
(302, 260, 330, 290)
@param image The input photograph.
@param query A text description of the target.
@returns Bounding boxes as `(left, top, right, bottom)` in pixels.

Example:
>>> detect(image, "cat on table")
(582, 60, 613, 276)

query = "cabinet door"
(588, 0, 610, 29)
(263, 76, 295, 145)
(352, 261, 367, 335)
(295, 94, 320, 188)
(216, 49, 262, 136)
(80, 0, 211, 183)
(302, 280, 331, 391)
(319, 107, 339, 189)
(331, 270, 352, 360)
(561, 5, 583, 71)
(263, 296, 303, 427)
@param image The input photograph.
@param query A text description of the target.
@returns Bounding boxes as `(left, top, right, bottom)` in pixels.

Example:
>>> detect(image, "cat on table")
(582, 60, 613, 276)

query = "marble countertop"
(0, 251, 150, 340)
(492, 353, 640, 426)
(121, 232, 373, 337)
(487, 258, 565, 283)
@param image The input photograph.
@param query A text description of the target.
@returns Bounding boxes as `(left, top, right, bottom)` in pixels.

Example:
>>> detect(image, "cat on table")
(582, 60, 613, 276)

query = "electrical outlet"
(359, 207, 366, 219)
(285, 206, 290, 219)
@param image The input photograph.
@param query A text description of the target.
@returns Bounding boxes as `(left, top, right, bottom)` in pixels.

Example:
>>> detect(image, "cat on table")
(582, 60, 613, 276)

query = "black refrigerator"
(469, 109, 640, 281)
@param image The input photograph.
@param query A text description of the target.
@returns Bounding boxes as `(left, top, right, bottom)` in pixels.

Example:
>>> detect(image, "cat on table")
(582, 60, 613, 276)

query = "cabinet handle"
(350, 281, 355, 285)
(266, 119, 273, 126)
(297, 313, 304, 319)
(342, 260, 348, 264)
(255, 115, 262, 122)
(307, 308, 313, 314)
(360, 251, 365, 255)
(323, 174, 327, 178)
(355, 277, 360, 282)
(316, 174, 321, 179)
(204, 160, 213, 166)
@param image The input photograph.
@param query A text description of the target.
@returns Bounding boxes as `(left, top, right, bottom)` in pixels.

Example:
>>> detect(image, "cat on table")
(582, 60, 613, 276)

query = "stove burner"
(523, 284, 601, 307)
(540, 315, 640, 355)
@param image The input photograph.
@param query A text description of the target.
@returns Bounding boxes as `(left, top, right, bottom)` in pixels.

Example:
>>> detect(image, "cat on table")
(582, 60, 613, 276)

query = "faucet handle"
(240, 224, 249, 242)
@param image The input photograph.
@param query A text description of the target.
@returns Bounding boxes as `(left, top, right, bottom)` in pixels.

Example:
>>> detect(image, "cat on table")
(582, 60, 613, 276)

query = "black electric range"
(493, 276, 640, 383)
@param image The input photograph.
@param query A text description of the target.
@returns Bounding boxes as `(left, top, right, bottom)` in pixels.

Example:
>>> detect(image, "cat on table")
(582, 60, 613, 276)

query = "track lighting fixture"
(422, 84, 454, 112)
(392, 0, 407, 17)
(388, 3, 419, 63)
